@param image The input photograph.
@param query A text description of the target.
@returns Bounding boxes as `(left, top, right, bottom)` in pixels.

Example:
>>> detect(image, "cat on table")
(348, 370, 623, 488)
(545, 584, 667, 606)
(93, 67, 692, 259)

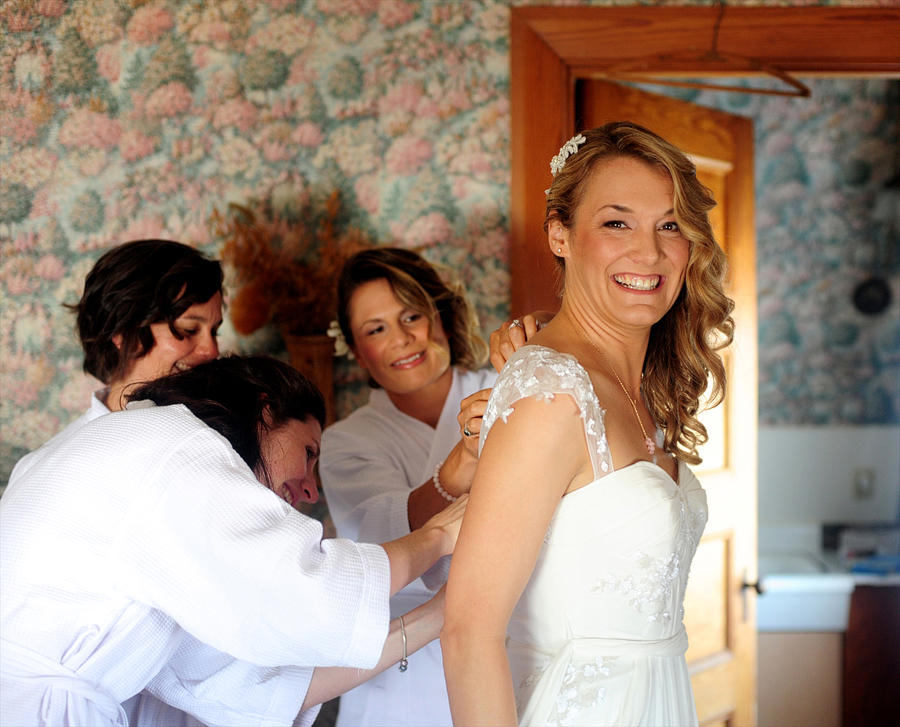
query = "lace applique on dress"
(592, 551, 681, 623)
(547, 657, 612, 726)
(518, 654, 552, 693)
(676, 485, 707, 600)
(517, 655, 614, 727)
(481, 346, 614, 479)
(592, 476, 707, 622)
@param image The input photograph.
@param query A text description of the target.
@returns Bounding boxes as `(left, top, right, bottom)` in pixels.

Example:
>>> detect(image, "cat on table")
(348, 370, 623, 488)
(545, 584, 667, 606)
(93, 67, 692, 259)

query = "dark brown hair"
(70, 240, 223, 385)
(336, 248, 487, 385)
(545, 122, 735, 464)
(128, 355, 325, 488)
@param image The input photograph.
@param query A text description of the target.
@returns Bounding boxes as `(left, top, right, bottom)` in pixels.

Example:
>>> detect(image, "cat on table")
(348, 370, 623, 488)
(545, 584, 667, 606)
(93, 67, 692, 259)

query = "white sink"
(757, 552, 856, 632)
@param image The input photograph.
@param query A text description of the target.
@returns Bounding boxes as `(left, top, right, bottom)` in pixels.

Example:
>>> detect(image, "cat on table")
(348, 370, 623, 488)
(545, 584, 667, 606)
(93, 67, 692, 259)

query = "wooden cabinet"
(758, 632, 843, 727)
(842, 585, 900, 727)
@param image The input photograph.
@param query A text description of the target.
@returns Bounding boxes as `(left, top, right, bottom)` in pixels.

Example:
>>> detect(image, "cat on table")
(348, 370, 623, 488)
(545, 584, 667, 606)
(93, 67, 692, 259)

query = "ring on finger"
(508, 319, 523, 331)
(463, 420, 474, 437)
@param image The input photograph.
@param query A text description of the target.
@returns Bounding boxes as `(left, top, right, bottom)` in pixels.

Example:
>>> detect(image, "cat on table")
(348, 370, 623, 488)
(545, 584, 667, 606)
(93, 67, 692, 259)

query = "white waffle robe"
(320, 367, 497, 727)
(8, 388, 111, 484)
(0, 402, 391, 727)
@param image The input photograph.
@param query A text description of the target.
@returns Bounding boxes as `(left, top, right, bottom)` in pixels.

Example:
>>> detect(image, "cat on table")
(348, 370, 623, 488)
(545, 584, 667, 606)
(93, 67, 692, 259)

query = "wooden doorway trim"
(509, 5, 900, 314)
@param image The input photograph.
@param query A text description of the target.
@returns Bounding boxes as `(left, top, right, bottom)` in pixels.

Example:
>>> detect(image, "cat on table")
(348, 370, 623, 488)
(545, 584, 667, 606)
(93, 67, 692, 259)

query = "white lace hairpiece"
(327, 320, 354, 359)
(546, 133, 586, 194)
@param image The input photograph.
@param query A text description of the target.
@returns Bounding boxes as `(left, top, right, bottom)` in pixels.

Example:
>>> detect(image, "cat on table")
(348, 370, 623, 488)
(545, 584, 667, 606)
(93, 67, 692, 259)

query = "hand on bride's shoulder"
(457, 388, 491, 457)
(489, 311, 554, 372)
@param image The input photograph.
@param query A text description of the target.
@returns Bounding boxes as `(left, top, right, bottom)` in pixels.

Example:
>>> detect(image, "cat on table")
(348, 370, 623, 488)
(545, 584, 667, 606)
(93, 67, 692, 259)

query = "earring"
(557, 248, 562, 254)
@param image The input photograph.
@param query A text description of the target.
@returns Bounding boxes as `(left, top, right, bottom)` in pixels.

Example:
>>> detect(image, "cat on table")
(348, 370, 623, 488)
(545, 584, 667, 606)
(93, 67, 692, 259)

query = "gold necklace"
(571, 319, 657, 457)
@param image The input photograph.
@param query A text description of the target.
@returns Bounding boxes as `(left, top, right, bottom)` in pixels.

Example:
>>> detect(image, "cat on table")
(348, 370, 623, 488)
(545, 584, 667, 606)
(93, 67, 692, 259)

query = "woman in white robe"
(1, 356, 465, 727)
(9, 239, 225, 487)
(4, 240, 290, 725)
(320, 249, 496, 727)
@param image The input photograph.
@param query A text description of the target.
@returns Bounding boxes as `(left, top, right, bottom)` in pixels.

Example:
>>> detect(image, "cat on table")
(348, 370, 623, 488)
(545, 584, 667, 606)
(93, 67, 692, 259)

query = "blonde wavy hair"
(337, 248, 488, 386)
(545, 121, 735, 465)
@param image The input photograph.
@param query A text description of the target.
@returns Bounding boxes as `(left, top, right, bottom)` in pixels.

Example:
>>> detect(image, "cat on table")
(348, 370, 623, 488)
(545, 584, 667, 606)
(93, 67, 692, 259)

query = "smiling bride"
(441, 122, 735, 727)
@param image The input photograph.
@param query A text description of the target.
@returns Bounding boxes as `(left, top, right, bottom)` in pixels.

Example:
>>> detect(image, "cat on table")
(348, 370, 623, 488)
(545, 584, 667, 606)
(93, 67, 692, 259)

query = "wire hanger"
(604, 0, 811, 98)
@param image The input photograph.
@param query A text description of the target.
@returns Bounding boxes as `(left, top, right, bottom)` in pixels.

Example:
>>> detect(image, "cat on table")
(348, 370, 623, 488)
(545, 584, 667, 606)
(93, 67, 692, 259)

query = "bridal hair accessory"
(571, 319, 658, 459)
(327, 320, 354, 359)
(398, 615, 408, 672)
(549, 133, 587, 178)
(326, 320, 352, 358)
(545, 133, 587, 194)
(433, 460, 457, 502)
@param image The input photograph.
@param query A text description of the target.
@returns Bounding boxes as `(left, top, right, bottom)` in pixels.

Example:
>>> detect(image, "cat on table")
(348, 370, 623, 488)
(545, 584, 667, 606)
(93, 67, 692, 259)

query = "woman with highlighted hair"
(442, 122, 735, 726)
(320, 248, 498, 727)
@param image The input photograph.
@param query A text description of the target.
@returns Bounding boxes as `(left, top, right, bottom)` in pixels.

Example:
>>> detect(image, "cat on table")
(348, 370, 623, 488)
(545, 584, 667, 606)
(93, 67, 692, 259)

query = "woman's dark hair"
(127, 355, 325, 487)
(69, 240, 223, 385)
(336, 247, 487, 386)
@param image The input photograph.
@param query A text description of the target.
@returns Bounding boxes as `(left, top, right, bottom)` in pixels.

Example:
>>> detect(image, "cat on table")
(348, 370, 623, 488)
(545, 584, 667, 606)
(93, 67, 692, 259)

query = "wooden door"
(509, 7, 898, 724)
(576, 81, 759, 727)
(509, 6, 900, 320)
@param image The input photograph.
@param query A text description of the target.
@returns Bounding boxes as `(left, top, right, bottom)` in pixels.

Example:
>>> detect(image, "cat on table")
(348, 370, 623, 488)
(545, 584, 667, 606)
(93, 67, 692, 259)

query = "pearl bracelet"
(433, 459, 457, 502)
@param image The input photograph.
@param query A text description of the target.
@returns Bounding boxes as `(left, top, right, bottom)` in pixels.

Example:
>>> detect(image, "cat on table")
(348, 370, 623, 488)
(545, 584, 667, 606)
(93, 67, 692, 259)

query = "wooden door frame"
(510, 7, 899, 725)
(510, 5, 900, 315)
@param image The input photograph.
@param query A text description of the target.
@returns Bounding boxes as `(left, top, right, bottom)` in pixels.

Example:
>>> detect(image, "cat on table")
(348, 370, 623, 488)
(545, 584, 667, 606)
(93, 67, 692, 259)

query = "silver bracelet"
(433, 459, 457, 502)
(398, 615, 408, 672)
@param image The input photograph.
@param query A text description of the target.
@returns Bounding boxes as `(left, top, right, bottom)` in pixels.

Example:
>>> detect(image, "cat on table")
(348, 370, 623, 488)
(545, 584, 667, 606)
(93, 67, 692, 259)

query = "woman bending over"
(1, 356, 464, 727)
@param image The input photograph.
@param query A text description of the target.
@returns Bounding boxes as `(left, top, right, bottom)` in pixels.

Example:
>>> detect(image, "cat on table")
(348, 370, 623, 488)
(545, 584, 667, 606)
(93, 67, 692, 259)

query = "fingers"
(521, 314, 540, 340)
(458, 388, 490, 450)
(458, 419, 480, 457)
(488, 311, 558, 372)
(460, 417, 480, 446)
(429, 493, 468, 555)
(458, 389, 490, 426)
(533, 310, 556, 328)
(489, 319, 528, 373)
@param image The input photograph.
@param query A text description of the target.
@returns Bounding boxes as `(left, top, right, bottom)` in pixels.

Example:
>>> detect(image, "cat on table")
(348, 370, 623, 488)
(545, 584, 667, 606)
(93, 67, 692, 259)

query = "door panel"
(577, 80, 759, 726)
(683, 536, 730, 661)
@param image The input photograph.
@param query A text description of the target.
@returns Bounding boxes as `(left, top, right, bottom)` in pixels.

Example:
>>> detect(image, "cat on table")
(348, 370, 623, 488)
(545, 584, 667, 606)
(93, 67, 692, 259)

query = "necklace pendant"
(645, 437, 656, 456)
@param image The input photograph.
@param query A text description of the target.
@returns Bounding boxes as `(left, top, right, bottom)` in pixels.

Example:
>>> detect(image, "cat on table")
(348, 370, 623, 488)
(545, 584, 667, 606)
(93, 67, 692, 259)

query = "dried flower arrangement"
(211, 190, 370, 337)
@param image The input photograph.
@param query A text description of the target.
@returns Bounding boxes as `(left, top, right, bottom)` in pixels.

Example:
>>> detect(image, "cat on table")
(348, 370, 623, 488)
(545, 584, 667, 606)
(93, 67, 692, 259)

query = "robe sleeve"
(109, 421, 391, 671)
(320, 416, 419, 546)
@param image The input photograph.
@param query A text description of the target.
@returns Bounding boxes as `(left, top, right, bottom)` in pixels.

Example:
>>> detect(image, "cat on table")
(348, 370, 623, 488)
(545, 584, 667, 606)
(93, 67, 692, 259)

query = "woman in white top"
(442, 122, 735, 726)
(9, 240, 230, 487)
(1, 355, 465, 727)
(320, 248, 496, 727)
(6, 239, 331, 725)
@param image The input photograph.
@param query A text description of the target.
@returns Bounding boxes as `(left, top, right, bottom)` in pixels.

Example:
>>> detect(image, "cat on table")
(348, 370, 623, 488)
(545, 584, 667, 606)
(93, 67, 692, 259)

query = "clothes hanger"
(603, 0, 811, 98)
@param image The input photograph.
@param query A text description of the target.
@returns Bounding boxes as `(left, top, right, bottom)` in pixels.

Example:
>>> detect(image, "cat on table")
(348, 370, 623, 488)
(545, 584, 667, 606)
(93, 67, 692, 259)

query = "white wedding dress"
(481, 346, 708, 727)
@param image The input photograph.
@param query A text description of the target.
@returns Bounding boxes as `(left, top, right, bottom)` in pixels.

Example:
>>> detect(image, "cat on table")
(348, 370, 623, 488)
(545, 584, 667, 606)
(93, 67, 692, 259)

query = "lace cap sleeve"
(480, 345, 613, 478)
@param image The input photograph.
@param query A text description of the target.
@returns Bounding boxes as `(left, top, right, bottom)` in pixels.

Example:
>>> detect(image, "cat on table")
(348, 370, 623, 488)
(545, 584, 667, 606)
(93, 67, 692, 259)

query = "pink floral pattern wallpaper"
(1, 0, 898, 484)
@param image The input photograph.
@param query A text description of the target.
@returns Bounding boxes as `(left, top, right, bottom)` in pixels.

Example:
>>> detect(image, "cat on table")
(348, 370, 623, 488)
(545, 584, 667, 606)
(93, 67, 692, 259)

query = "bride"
(441, 122, 734, 726)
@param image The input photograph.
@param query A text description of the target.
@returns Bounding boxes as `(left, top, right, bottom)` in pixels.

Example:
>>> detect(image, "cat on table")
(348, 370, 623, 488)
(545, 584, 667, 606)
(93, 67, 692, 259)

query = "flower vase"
(283, 332, 336, 426)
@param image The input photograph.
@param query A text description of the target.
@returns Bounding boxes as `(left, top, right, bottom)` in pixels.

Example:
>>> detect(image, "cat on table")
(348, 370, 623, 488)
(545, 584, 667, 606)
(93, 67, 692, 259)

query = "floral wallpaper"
(651, 79, 900, 426)
(1, 0, 898, 485)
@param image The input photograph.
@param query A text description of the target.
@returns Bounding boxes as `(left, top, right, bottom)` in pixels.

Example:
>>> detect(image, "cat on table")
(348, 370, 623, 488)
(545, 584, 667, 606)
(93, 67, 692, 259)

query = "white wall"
(758, 426, 900, 526)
